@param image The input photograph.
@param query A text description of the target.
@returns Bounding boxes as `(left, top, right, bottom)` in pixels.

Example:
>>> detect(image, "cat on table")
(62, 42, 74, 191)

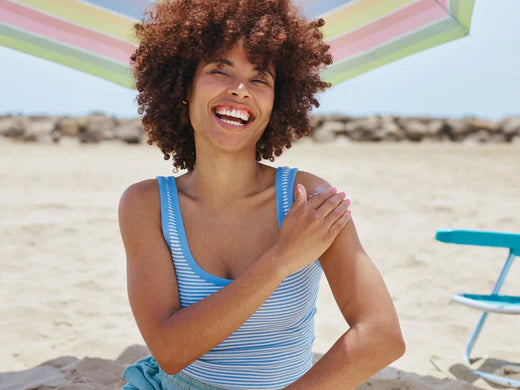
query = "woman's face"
(187, 41, 276, 153)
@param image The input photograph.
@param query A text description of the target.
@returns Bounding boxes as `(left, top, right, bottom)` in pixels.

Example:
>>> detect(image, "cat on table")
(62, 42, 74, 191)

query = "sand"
(1, 139, 519, 389)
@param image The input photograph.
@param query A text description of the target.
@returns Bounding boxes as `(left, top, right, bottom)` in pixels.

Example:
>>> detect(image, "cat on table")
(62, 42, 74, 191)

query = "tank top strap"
(156, 176, 179, 254)
(275, 166, 299, 228)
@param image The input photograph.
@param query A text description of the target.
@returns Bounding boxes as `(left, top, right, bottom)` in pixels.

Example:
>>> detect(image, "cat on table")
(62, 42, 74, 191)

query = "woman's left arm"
(287, 174, 405, 390)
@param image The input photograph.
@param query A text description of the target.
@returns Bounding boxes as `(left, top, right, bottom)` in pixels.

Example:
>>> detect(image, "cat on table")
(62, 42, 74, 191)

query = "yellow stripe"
(322, 0, 415, 41)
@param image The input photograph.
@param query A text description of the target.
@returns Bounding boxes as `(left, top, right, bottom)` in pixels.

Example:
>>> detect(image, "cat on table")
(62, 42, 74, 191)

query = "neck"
(183, 144, 266, 210)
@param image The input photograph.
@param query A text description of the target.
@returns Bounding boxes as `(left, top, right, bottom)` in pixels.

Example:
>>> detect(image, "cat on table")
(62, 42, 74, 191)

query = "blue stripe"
(81, 0, 154, 20)
(299, 0, 358, 19)
(155, 166, 323, 389)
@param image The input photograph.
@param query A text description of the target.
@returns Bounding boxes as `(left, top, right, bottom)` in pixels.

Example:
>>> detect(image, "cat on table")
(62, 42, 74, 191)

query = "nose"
(227, 79, 250, 99)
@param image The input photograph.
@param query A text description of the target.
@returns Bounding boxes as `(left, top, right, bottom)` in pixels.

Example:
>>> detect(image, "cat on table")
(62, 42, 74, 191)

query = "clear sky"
(1, 0, 519, 121)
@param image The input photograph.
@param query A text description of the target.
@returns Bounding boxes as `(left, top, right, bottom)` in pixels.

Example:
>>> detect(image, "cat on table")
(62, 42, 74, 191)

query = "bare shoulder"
(294, 169, 333, 199)
(118, 179, 161, 227)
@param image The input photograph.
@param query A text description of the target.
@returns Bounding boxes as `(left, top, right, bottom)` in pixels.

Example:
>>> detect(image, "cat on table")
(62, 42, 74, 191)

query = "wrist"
(260, 245, 291, 281)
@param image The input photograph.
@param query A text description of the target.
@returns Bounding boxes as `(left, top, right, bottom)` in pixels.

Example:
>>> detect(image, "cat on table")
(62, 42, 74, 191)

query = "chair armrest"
(436, 229, 520, 254)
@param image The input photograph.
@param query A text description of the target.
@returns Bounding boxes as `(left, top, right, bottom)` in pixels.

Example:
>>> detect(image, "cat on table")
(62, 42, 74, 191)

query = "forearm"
(156, 246, 287, 374)
(286, 325, 405, 390)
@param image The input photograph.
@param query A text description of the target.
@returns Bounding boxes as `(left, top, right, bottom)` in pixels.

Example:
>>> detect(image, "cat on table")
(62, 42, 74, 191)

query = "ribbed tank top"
(156, 166, 323, 389)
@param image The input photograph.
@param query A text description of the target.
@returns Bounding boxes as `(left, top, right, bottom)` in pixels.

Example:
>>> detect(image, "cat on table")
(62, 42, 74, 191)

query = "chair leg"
(463, 250, 517, 386)
(464, 311, 488, 364)
(473, 371, 520, 388)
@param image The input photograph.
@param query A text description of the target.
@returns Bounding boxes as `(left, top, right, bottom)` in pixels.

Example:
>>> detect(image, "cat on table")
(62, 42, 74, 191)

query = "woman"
(118, 0, 405, 389)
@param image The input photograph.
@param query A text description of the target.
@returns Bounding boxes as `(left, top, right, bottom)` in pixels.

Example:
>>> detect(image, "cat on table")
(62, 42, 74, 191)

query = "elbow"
(389, 332, 406, 361)
(148, 336, 186, 376)
(159, 362, 182, 376)
(154, 352, 185, 376)
(378, 328, 406, 364)
(148, 316, 190, 376)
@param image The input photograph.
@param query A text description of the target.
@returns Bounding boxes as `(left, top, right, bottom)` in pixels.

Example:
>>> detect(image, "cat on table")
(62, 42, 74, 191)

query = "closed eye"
(211, 70, 228, 76)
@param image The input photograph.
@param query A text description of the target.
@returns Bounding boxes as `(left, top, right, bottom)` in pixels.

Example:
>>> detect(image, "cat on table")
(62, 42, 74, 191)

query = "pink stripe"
(2, 1, 136, 63)
(437, 0, 449, 11)
(328, 0, 448, 62)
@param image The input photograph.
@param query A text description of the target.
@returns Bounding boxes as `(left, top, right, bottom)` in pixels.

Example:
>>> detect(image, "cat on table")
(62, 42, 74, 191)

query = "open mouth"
(212, 108, 254, 127)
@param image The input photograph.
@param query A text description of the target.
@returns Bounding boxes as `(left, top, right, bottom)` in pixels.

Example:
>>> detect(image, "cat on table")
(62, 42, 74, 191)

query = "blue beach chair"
(435, 229, 520, 388)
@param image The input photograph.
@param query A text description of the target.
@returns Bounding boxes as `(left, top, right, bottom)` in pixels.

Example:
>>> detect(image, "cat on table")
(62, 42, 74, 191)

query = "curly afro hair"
(131, 0, 333, 171)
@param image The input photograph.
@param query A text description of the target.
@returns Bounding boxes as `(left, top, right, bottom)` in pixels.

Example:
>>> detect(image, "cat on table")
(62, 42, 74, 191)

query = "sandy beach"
(1, 139, 519, 389)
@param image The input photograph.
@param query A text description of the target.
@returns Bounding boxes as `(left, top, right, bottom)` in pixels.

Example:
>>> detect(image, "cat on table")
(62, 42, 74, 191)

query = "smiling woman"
(185, 41, 278, 152)
(129, 0, 332, 172)
(119, 1, 404, 389)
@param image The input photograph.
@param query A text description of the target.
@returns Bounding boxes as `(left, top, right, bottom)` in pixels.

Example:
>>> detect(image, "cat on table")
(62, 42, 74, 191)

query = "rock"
(79, 114, 117, 143)
(312, 120, 345, 142)
(57, 118, 81, 137)
(344, 116, 381, 141)
(445, 117, 472, 141)
(0, 115, 31, 139)
(500, 116, 520, 141)
(463, 129, 491, 144)
(397, 117, 444, 141)
(375, 115, 405, 141)
(114, 119, 144, 144)
(469, 118, 500, 133)
(23, 117, 60, 143)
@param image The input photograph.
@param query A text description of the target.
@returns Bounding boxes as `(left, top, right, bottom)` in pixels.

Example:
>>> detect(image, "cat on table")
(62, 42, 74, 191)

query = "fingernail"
(339, 192, 345, 197)
(347, 210, 351, 215)
(345, 199, 350, 205)
(332, 187, 337, 193)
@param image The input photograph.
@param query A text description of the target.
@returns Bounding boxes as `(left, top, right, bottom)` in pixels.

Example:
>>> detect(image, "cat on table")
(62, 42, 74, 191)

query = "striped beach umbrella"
(0, 0, 475, 88)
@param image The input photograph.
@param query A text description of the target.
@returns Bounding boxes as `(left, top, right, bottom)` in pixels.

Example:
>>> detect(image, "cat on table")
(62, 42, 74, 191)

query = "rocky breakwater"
(311, 115, 520, 144)
(0, 114, 144, 144)
(1, 113, 520, 144)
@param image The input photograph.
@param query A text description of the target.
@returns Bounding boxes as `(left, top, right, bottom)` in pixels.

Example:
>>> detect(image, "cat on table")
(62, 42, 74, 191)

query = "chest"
(178, 194, 280, 281)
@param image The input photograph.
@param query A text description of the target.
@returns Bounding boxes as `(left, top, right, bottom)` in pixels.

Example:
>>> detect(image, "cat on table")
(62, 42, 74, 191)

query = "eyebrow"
(208, 58, 275, 81)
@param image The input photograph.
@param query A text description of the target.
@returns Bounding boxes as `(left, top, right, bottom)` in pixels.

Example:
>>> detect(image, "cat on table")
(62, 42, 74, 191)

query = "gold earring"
(182, 99, 188, 105)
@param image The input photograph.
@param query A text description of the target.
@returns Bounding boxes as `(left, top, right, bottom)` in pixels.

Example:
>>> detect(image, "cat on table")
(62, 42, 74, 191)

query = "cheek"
(260, 90, 275, 117)
(189, 82, 218, 124)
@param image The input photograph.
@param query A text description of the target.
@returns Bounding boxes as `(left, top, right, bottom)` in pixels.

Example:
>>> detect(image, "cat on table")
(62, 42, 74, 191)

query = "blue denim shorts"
(122, 355, 224, 390)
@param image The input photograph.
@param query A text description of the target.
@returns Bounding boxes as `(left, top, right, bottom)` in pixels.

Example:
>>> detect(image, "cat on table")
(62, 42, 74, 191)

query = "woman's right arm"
(118, 180, 349, 375)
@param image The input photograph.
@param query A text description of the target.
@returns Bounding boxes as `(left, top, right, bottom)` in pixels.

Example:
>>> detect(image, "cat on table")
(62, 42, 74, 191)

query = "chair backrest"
(436, 229, 520, 256)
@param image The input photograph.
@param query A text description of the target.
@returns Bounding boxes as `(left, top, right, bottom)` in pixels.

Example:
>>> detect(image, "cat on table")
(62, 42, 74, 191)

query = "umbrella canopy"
(0, 0, 475, 88)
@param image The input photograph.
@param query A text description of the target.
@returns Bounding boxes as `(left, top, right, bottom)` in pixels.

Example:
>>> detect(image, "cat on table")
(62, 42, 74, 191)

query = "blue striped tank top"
(156, 166, 323, 389)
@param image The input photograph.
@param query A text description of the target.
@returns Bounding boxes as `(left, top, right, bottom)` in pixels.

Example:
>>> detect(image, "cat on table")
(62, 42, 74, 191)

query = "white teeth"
(220, 118, 244, 126)
(215, 106, 251, 122)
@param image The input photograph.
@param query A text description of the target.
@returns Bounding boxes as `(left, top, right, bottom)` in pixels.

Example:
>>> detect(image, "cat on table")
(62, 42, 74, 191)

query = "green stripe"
(321, 18, 469, 86)
(450, 0, 475, 31)
(0, 24, 135, 89)
(14, 0, 138, 43)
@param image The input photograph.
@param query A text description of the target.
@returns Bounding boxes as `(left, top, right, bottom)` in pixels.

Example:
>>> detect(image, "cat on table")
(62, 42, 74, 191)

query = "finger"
(328, 208, 352, 235)
(307, 186, 337, 208)
(323, 199, 349, 225)
(307, 187, 324, 201)
(315, 192, 347, 219)
(293, 183, 308, 205)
